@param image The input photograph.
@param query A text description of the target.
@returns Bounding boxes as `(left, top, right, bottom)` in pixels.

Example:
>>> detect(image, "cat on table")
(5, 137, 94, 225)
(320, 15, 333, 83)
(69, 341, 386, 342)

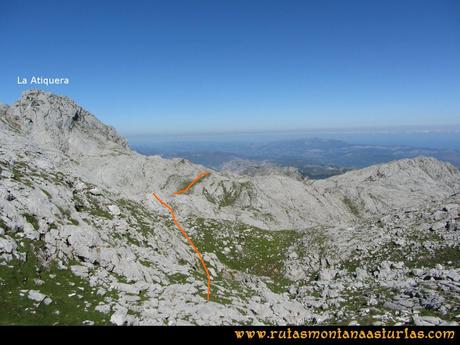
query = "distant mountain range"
(133, 137, 460, 179)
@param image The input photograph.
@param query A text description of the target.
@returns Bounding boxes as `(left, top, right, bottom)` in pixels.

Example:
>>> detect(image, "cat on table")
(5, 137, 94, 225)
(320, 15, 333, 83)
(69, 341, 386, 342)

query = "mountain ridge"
(1, 91, 459, 230)
(0, 90, 459, 326)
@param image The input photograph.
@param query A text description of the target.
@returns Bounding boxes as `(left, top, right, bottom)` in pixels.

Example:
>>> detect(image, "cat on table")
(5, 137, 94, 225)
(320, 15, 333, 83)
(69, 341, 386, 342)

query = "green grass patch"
(0, 241, 109, 325)
(22, 213, 39, 230)
(11, 162, 27, 181)
(202, 181, 253, 208)
(69, 218, 79, 226)
(176, 179, 193, 193)
(189, 218, 301, 292)
(116, 198, 160, 237)
(168, 273, 189, 284)
(40, 188, 52, 199)
(0, 217, 10, 231)
(408, 245, 460, 268)
(343, 197, 361, 217)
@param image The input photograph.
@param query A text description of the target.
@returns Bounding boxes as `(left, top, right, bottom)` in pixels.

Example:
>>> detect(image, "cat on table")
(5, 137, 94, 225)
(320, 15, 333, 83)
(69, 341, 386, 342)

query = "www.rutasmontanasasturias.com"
(17, 76, 70, 85)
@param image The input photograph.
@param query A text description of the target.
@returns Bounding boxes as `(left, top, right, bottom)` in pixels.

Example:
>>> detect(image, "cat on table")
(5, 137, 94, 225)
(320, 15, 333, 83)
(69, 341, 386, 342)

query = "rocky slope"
(220, 159, 304, 180)
(0, 90, 459, 325)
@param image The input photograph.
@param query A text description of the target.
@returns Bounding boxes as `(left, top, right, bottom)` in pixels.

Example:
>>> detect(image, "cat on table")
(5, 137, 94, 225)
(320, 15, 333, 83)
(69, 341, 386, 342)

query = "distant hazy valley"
(132, 136, 460, 180)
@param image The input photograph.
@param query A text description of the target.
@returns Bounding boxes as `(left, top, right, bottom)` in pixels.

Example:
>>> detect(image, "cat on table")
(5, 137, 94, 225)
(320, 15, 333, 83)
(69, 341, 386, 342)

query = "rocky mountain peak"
(1, 90, 128, 155)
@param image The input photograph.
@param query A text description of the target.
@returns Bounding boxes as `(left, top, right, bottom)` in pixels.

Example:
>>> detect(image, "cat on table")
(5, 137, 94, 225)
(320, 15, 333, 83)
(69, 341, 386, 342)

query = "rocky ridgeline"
(0, 90, 459, 325)
(1, 90, 128, 155)
(220, 159, 304, 180)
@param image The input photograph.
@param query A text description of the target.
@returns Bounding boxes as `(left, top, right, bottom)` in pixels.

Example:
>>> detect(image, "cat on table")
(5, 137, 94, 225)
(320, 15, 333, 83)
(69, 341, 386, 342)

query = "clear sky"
(1, 0, 459, 135)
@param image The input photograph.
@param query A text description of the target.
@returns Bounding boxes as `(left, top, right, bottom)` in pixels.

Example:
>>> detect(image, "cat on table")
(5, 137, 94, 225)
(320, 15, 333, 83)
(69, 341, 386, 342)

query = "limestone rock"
(27, 290, 47, 302)
(108, 205, 121, 216)
(110, 308, 128, 326)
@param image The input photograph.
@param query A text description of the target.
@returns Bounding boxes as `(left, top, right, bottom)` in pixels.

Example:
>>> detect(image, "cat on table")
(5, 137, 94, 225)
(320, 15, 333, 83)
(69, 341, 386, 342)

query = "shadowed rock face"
(0, 91, 459, 326)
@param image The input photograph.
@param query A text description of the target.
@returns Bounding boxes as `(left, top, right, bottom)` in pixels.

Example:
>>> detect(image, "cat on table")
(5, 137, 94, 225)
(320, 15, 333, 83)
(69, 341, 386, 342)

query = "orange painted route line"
(152, 192, 211, 301)
(172, 171, 210, 196)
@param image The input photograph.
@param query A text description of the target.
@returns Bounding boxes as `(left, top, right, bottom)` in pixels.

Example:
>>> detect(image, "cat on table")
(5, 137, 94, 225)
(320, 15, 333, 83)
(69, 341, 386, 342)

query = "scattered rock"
(430, 221, 446, 231)
(33, 278, 45, 286)
(0, 238, 16, 254)
(110, 308, 128, 326)
(27, 290, 47, 302)
(317, 269, 337, 281)
(108, 205, 121, 216)
(433, 210, 447, 221)
(23, 222, 39, 240)
(89, 187, 102, 196)
(447, 220, 457, 231)
(413, 315, 443, 326)
(354, 267, 369, 280)
(95, 304, 111, 314)
(71, 265, 89, 277)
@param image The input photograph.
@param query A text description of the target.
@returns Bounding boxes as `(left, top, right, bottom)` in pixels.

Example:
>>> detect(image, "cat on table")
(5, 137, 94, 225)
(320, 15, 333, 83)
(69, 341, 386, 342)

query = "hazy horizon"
(126, 124, 460, 150)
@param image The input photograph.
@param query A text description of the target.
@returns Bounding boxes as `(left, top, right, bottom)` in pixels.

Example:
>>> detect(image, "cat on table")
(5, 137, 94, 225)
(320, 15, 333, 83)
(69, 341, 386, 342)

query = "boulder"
(27, 290, 47, 302)
(447, 220, 457, 231)
(89, 187, 102, 196)
(413, 315, 443, 326)
(63, 225, 103, 263)
(108, 205, 121, 216)
(354, 267, 369, 281)
(110, 308, 128, 326)
(23, 222, 39, 240)
(430, 221, 446, 231)
(433, 210, 447, 221)
(317, 268, 337, 281)
(71, 265, 90, 277)
(0, 238, 16, 254)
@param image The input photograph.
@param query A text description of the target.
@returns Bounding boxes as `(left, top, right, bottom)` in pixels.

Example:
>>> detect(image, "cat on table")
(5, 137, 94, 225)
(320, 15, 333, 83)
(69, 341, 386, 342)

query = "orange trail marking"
(172, 171, 210, 196)
(152, 178, 212, 301)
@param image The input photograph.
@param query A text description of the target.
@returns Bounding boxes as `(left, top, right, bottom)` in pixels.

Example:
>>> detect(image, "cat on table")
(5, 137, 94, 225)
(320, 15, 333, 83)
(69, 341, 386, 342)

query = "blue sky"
(1, 0, 459, 135)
